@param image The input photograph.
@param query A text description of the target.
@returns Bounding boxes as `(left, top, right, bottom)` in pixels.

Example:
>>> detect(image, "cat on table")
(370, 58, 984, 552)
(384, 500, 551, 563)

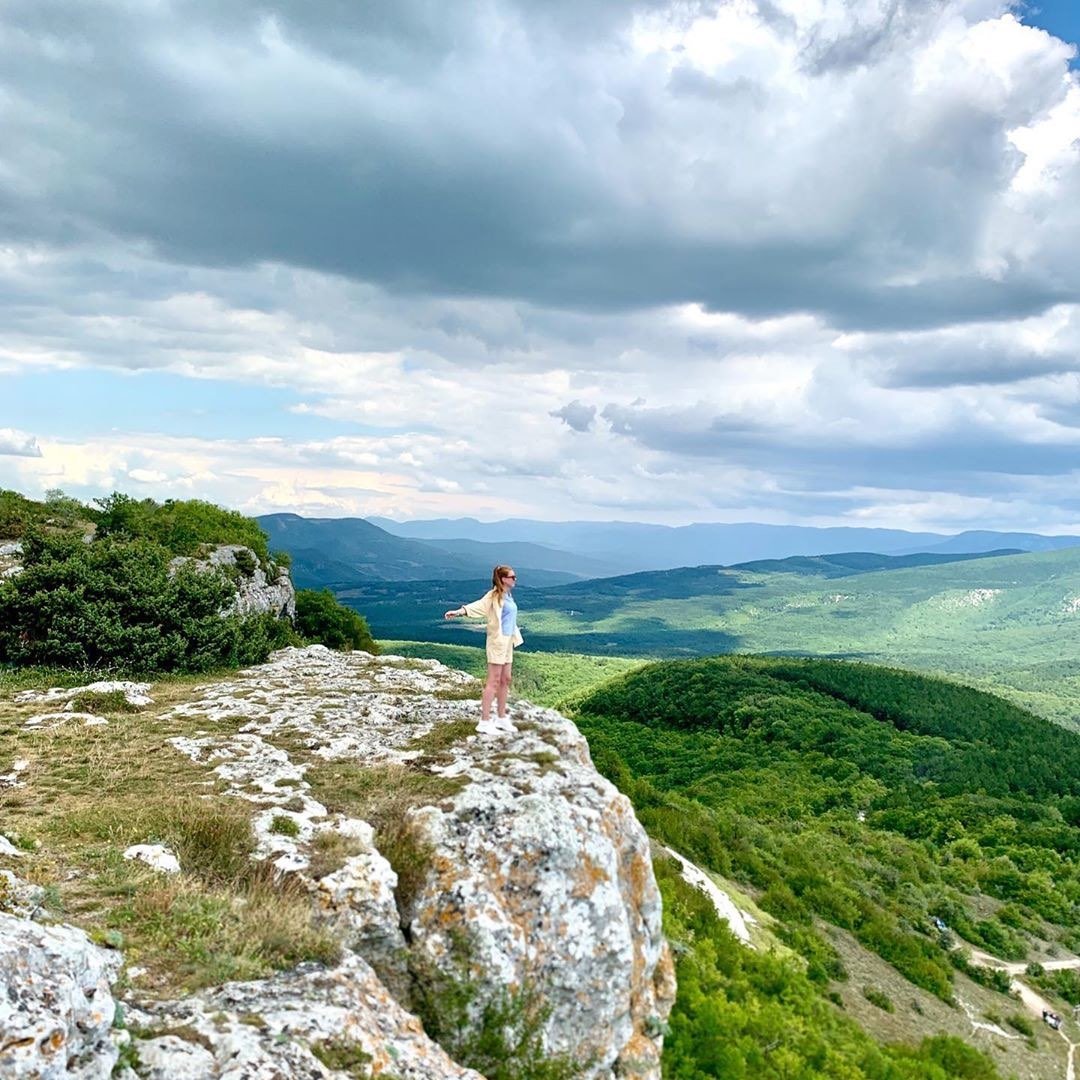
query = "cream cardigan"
(463, 588, 524, 663)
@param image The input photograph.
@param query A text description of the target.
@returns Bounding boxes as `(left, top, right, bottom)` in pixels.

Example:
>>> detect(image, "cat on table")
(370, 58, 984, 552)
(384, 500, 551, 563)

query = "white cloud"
(127, 468, 168, 484)
(0, 429, 43, 457)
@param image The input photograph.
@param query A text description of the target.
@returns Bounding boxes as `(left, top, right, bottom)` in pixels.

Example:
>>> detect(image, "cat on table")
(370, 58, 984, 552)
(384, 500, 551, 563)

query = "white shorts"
(486, 636, 516, 665)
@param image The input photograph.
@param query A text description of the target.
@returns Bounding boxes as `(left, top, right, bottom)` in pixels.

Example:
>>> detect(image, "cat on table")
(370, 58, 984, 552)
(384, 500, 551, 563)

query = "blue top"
(500, 591, 517, 636)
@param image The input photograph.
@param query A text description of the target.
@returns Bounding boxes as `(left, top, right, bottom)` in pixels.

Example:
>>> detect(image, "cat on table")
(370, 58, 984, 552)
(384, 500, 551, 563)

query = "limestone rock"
(0, 835, 25, 858)
(126, 954, 483, 1080)
(122, 845, 181, 874)
(0, 539, 23, 579)
(164, 646, 675, 1078)
(0, 912, 122, 1079)
(665, 845, 754, 946)
(25, 712, 108, 729)
(15, 680, 153, 710)
(3, 645, 673, 1078)
(168, 544, 295, 620)
(0, 757, 29, 788)
(0, 869, 45, 916)
(405, 703, 676, 1079)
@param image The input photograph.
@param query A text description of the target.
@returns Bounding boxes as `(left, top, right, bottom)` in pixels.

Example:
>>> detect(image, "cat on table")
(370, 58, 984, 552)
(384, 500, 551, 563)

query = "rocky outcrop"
(168, 544, 296, 619)
(0, 911, 122, 1079)
(406, 718, 676, 1078)
(1, 539, 294, 619)
(124, 955, 484, 1080)
(0, 646, 674, 1079)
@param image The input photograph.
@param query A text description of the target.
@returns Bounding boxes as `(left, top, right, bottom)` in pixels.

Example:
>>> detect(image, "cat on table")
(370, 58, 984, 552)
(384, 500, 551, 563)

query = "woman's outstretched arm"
(445, 593, 491, 620)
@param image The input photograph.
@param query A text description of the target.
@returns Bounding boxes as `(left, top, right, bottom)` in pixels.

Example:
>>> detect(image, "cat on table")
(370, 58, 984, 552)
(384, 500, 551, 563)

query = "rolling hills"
(256, 513, 584, 587)
(342, 545, 1080, 728)
(572, 656, 1080, 1079)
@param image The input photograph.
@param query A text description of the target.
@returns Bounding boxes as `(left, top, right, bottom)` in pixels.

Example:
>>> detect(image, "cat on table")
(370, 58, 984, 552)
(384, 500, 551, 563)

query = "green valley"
(575, 656, 1080, 1080)
(345, 546, 1080, 729)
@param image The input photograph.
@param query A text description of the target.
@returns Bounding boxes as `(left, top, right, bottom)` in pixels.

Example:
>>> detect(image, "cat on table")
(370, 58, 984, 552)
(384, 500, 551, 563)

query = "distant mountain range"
(261, 511, 1080, 589)
(370, 516, 1080, 575)
(342, 544, 1080, 730)
(257, 513, 596, 588)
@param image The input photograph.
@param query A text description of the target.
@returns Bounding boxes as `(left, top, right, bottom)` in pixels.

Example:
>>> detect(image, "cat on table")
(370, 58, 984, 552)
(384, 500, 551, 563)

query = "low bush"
(862, 986, 894, 1012)
(68, 689, 142, 715)
(1006, 1013, 1034, 1037)
(410, 930, 583, 1080)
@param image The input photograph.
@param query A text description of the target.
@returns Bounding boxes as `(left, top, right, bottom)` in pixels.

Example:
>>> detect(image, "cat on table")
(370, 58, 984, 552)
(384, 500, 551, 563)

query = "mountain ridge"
(369, 515, 1080, 574)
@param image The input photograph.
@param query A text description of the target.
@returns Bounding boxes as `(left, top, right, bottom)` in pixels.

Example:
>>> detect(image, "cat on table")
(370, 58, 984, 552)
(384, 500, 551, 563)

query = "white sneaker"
(493, 715, 517, 734)
(476, 719, 502, 737)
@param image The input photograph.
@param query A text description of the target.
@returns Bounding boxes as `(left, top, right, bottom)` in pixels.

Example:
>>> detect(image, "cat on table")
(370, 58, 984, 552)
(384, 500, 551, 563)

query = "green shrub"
(410, 931, 583, 1080)
(310, 1039, 372, 1077)
(43, 489, 89, 529)
(68, 689, 142, 714)
(294, 589, 377, 653)
(269, 815, 300, 838)
(232, 548, 258, 577)
(861, 986, 894, 1012)
(0, 489, 42, 538)
(0, 530, 281, 673)
(94, 493, 271, 561)
(1006, 1012, 1034, 1037)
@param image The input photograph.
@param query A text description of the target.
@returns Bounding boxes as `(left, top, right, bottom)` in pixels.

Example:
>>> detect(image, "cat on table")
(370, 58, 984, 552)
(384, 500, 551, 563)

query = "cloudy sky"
(2, 0, 1080, 531)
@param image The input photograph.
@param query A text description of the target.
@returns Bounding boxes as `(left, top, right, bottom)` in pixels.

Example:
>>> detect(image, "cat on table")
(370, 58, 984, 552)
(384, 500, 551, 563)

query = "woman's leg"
(497, 663, 512, 718)
(482, 663, 502, 722)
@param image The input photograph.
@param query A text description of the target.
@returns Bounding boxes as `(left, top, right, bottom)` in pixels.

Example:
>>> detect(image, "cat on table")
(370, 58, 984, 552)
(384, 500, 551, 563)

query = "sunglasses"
(502, 573, 517, 580)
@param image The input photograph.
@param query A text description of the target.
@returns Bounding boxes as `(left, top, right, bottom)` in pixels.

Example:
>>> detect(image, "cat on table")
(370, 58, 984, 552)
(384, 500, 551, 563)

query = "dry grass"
(307, 831, 366, 880)
(0, 670, 339, 994)
(379, 820, 436, 926)
(305, 759, 466, 927)
(68, 689, 142, 715)
(405, 718, 476, 757)
(433, 685, 483, 701)
(306, 760, 464, 831)
(107, 866, 341, 991)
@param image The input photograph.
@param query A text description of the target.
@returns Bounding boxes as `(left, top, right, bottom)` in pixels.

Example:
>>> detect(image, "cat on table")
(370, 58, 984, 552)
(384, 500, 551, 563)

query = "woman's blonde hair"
(492, 565, 514, 600)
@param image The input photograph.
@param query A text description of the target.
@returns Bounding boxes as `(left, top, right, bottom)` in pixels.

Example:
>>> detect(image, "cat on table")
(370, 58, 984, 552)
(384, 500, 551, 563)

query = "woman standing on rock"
(444, 565, 522, 736)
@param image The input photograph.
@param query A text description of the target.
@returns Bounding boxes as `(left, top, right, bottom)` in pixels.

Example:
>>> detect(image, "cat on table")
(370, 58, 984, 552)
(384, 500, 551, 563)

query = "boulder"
(125, 954, 483, 1080)
(0, 539, 23, 579)
(406, 703, 676, 1079)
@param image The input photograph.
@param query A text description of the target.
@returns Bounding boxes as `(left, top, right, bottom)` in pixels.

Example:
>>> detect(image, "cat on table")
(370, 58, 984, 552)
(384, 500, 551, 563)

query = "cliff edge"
(0, 646, 674, 1079)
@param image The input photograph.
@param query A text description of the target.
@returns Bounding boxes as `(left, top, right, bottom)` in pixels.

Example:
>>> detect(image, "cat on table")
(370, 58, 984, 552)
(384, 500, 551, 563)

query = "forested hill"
(572, 656, 1080, 1078)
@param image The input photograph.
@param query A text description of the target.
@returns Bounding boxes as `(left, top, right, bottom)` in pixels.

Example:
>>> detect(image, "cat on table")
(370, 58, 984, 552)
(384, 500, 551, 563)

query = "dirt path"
(966, 946, 1079, 1080)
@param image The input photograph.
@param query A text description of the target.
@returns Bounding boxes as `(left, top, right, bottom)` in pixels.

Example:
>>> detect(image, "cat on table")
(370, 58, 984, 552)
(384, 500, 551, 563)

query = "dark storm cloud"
(599, 398, 1080, 490)
(1, 0, 1077, 332)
